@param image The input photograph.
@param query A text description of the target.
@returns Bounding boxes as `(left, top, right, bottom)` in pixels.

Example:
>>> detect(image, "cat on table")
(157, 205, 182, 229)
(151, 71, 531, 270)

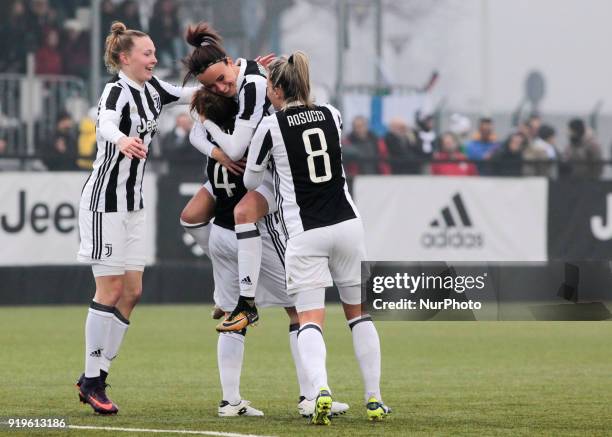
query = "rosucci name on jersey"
(136, 119, 158, 134)
(286, 110, 326, 127)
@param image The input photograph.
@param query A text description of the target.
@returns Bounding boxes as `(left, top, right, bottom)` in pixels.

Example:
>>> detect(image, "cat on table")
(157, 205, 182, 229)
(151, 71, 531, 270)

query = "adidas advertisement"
(354, 176, 547, 261)
(0, 172, 157, 265)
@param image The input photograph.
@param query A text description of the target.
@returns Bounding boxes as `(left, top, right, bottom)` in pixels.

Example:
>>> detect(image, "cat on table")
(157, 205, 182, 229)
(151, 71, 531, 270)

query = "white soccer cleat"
(297, 396, 349, 417)
(218, 400, 264, 417)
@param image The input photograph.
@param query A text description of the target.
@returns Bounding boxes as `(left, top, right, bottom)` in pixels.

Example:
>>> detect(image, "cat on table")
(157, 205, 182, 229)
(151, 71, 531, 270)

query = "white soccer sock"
(289, 324, 315, 399)
(297, 323, 329, 393)
(181, 219, 211, 257)
(236, 223, 261, 298)
(348, 315, 382, 402)
(84, 301, 114, 378)
(100, 310, 130, 373)
(217, 331, 245, 404)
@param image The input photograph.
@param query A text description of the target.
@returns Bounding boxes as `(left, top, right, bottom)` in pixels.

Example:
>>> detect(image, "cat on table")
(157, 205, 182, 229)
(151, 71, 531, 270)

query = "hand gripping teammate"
(76, 21, 199, 414)
(180, 22, 277, 331)
(243, 52, 391, 424)
(190, 87, 349, 418)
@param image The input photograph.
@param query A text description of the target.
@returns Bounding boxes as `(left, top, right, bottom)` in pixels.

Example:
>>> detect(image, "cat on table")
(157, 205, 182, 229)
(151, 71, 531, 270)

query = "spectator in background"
(491, 132, 526, 176)
(100, 0, 116, 53)
(0, 0, 33, 73)
(415, 111, 436, 157)
(465, 117, 499, 160)
(448, 113, 472, 152)
(43, 112, 78, 170)
(118, 0, 141, 31)
(27, 0, 58, 47)
(523, 124, 558, 177)
(77, 107, 97, 170)
(149, 0, 183, 73)
(525, 114, 541, 143)
(162, 113, 193, 156)
(60, 19, 90, 79)
(343, 115, 382, 175)
(35, 28, 62, 74)
(431, 132, 477, 176)
(562, 118, 602, 179)
(384, 117, 422, 174)
(465, 117, 499, 175)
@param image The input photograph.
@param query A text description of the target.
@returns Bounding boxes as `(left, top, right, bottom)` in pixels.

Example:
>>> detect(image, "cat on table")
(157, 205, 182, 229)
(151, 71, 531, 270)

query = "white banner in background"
(0, 172, 157, 266)
(354, 176, 548, 262)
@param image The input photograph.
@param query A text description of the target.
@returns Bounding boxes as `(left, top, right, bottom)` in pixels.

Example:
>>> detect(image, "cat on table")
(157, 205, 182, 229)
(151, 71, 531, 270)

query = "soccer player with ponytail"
(76, 21, 198, 414)
(244, 51, 391, 424)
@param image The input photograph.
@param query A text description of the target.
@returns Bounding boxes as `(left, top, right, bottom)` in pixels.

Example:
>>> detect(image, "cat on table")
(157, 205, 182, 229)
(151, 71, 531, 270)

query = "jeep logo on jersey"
(136, 119, 158, 134)
(590, 193, 612, 240)
(421, 193, 484, 249)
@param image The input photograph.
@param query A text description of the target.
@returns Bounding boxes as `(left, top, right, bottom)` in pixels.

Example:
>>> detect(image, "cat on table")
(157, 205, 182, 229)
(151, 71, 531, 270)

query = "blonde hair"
(268, 51, 313, 108)
(104, 21, 148, 73)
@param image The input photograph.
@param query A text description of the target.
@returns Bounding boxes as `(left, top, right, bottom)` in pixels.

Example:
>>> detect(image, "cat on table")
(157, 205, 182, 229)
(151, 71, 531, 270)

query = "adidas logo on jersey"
(240, 276, 253, 286)
(90, 348, 102, 358)
(421, 193, 484, 249)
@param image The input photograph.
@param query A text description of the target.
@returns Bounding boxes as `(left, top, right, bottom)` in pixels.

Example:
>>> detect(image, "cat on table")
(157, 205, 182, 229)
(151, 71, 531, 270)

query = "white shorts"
(204, 171, 277, 214)
(285, 218, 366, 305)
(77, 208, 147, 274)
(210, 213, 293, 312)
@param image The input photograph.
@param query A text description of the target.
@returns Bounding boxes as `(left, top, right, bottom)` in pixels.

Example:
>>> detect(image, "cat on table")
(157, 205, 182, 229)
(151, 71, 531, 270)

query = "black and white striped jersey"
(246, 103, 359, 238)
(234, 58, 273, 128)
(81, 71, 196, 212)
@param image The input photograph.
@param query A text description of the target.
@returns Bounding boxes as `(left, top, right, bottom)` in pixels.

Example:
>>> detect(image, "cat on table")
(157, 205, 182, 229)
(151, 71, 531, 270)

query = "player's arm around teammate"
(179, 23, 277, 326)
(244, 52, 391, 424)
(76, 21, 198, 415)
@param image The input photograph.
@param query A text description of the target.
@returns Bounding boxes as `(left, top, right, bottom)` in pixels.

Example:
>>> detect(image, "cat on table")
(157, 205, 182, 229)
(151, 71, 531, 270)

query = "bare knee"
(123, 283, 143, 306)
(233, 202, 251, 224)
(342, 303, 365, 321)
(234, 192, 268, 224)
(94, 275, 124, 305)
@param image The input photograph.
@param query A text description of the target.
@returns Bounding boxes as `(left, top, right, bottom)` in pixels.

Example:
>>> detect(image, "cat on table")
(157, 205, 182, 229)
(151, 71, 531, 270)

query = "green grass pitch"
(1, 305, 611, 436)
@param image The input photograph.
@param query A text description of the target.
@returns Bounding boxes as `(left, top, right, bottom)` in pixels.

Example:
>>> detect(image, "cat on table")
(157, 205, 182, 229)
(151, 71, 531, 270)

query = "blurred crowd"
(0, 105, 604, 180)
(0, 0, 606, 178)
(0, 0, 184, 78)
(341, 112, 604, 179)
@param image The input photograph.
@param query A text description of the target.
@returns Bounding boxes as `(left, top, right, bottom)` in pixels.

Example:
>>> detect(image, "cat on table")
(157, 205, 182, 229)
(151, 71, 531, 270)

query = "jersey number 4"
(213, 162, 236, 196)
(302, 128, 332, 183)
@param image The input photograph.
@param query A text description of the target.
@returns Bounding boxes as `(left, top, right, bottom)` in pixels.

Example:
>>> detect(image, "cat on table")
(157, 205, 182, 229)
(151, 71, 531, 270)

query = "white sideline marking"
(68, 425, 276, 437)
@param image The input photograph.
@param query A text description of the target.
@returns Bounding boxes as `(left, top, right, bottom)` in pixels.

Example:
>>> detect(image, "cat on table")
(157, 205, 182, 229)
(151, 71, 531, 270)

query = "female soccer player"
(180, 22, 277, 330)
(243, 51, 391, 424)
(191, 87, 349, 418)
(76, 21, 198, 414)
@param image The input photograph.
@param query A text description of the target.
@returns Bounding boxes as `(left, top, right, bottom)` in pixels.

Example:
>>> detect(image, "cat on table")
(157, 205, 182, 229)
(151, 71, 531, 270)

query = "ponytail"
(268, 51, 313, 108)
(182, 22, 228, 85)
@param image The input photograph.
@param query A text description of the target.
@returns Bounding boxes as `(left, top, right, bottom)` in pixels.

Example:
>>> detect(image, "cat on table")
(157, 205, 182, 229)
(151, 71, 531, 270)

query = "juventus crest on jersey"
(247, 103, 359, 238)
(81, 71, 194, 212)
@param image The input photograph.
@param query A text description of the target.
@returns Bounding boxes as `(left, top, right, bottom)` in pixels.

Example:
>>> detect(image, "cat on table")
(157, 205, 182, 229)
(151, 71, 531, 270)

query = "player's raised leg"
(217, 191, 269, 331)
(180, 184, 216, 257)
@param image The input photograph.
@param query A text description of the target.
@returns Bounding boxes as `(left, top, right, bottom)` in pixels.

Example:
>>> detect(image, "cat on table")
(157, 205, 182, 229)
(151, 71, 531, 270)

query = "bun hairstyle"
(182, 22, 228, 85)
(104, 21, 148, 73)
(268, 51, 313, 108)
(191, 87, 238, 131)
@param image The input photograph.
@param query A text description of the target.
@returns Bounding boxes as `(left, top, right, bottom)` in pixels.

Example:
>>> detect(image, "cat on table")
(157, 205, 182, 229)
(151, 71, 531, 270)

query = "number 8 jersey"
(247, 103, 359, 238)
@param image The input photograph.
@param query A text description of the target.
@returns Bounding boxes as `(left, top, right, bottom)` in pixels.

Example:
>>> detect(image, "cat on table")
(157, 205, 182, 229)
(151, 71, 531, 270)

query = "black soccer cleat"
(76, 371, 108, 403)
(78, 375, 118, 415)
